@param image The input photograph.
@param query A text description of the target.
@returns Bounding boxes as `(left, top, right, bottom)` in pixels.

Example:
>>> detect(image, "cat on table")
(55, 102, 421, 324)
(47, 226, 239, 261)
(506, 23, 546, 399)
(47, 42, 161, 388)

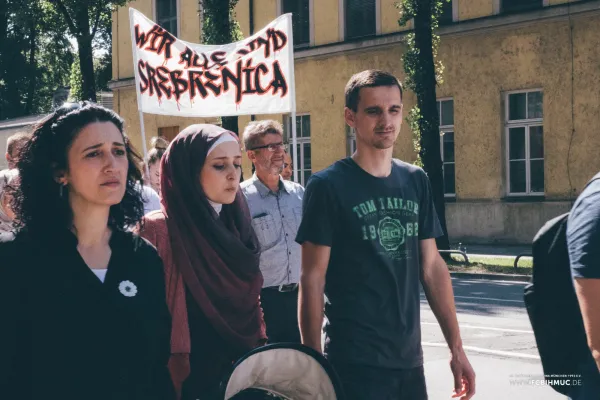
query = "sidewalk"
(449, 271, 531, 282)
(451, 243, 531, 257)
(447, 243, 533, 283)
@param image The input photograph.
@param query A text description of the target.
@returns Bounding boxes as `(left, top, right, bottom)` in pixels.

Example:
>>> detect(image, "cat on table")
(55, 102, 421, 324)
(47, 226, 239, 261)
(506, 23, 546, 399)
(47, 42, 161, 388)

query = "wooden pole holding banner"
(139, 111, 150, 179)
(129, 8, 151, 179)
(291, 111, 299, 183)
(285, 11, 299, 184)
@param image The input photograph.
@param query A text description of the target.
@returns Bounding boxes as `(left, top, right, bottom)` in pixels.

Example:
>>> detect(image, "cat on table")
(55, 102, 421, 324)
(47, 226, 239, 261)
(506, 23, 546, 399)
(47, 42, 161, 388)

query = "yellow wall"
(179, 0, 201, 42)
(567, 13, 600, 191)
(112, 0, 600, 202)
(112, 11, 119, 80)
(253, 0, 278, 32)
(381, 0, 412, 34)
(114, 0, 152, 80)
(235, 0, 251, 38)
(457, 0, 494, 21)
(435, 17, 597, 200)
(314, 0, 340, 44)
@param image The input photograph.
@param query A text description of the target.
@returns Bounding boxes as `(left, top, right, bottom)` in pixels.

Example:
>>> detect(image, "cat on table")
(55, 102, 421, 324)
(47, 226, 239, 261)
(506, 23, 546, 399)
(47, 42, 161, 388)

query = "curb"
(450, 271, 531, 283)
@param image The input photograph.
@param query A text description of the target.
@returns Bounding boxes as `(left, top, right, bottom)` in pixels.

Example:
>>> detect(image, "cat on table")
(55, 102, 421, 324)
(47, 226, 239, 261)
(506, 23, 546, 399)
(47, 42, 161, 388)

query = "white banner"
(129, 8, 295, 117)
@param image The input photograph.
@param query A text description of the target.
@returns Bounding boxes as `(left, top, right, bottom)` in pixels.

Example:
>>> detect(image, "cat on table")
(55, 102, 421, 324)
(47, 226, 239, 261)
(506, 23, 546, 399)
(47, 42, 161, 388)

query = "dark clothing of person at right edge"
(567, 176, 600, 400)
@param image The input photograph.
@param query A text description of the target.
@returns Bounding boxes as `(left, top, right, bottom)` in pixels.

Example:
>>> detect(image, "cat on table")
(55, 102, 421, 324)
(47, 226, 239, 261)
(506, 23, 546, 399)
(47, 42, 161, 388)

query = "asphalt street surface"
(421, 277, 566, 400)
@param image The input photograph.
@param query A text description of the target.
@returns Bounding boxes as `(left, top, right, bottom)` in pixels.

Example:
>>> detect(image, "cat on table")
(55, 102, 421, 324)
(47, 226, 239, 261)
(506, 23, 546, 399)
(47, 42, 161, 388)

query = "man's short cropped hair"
(345, 70, 403, 112)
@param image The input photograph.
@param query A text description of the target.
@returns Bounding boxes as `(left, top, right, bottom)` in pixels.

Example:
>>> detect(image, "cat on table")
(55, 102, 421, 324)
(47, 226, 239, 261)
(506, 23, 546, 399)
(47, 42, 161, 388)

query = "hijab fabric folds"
(159, 124, 265, 355)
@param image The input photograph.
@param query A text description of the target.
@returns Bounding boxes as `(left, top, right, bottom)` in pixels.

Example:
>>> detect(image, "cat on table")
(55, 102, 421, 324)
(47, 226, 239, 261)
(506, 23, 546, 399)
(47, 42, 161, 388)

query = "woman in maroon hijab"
(137, 124, 266, 400)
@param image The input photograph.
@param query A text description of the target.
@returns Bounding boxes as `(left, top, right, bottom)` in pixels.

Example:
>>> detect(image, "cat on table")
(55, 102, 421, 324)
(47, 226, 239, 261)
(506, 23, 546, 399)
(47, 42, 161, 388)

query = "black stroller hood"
(221, 343, 345, 399)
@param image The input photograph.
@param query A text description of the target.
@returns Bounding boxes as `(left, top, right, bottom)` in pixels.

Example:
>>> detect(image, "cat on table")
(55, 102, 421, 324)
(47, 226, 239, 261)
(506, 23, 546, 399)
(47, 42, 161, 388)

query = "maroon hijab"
(159, 124, 265, 351)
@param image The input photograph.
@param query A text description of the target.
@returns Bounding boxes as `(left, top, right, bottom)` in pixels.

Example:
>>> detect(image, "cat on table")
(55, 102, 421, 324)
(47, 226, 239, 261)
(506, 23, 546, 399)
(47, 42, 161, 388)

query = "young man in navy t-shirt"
(296, 70, 475, 400)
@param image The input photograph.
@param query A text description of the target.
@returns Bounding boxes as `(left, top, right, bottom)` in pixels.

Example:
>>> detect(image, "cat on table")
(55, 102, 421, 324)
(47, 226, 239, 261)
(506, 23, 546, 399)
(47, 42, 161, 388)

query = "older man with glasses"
(241, 120, 304, 344)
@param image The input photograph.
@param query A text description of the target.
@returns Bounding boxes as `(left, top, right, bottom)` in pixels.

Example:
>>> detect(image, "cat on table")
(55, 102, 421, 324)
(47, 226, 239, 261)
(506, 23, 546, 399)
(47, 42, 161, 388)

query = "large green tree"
(0, 0, 73, 119)
(69, 52, 114, 101)
(48, 0, 127, 102)
(399, 0, 451, 251)
(0, 0, 30, 118)
(201, 0, 243, 134)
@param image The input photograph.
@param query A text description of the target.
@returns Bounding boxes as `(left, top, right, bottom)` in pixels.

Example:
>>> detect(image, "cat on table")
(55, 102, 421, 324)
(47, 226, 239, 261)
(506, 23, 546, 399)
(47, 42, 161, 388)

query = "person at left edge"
(0, 102, 174, 400)
(0, 168, 18, 241)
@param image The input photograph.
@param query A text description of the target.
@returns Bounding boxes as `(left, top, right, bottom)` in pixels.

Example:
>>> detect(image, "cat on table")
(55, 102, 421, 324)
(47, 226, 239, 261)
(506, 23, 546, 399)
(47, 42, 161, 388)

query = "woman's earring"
(59, 184, 64, 198)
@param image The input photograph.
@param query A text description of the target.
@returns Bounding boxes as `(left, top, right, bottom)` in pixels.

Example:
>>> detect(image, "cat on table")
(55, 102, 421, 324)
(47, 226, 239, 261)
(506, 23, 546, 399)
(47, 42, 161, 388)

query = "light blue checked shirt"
(241, 174, 304, 288)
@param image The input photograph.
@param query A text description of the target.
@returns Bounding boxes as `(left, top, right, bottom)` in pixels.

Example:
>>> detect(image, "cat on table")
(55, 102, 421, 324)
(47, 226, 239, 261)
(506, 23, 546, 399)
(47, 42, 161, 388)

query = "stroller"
(220, 343, 345, 400)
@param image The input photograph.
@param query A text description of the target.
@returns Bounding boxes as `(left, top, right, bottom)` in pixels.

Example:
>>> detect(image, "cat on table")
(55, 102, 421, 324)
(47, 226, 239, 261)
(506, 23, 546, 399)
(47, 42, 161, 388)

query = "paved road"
(421, 277, 567, 400)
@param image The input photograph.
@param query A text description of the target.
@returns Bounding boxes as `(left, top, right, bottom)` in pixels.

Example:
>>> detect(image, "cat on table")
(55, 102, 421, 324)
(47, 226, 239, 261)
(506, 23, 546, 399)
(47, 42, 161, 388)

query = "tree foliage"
(201, 0, 243, 45)
(69, 54, 83, 101)
(69, 52, 113, 101)
(0, 0, 73, 119)
(0, 0, 119, 118)
(398, 0, 451, 250)
(46, 0, 128, 102)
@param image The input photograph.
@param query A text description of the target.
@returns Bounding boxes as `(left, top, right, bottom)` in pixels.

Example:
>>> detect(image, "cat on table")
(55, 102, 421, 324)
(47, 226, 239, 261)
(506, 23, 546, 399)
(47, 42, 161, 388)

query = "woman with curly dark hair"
(0, 102, 174, 400)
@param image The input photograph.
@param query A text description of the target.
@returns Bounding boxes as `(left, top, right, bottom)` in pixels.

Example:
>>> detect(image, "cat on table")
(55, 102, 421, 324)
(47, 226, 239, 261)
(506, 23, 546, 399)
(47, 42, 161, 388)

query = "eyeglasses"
(249, 142, 285, 152)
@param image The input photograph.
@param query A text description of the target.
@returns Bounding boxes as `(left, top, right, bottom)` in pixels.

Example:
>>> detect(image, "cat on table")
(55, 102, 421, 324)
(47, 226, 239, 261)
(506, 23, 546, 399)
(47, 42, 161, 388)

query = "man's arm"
(420, 238, 475, 399)
(299, 242, 330, 353)
(574, 278, 600, 372)
(420, 239, 461, 351)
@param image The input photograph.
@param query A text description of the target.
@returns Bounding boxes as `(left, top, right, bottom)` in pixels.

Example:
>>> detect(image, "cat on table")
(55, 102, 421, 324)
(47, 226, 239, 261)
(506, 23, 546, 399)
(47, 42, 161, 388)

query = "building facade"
(110, 0, 600, 244)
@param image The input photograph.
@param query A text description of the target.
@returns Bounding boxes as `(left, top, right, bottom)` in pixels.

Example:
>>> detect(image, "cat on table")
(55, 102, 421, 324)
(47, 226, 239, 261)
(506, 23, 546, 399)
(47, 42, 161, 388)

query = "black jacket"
(0, 229, 174, 400)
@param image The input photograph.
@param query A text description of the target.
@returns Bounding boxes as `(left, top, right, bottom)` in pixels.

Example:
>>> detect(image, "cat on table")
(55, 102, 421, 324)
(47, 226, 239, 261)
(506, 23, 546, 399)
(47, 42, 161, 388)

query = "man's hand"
(419, 239, 476, 398)
(450, 348, 476, 399)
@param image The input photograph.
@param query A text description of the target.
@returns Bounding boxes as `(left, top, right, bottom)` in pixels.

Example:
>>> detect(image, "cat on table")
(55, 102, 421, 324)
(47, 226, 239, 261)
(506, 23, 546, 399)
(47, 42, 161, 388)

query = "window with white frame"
(156, 0, 178, 35)
(439, 0, 454, 25)
(282, 0, 311, 47)
(438, 99, 455, 197)
(285, 115, 312, 186)
(502, 0, 542, 14)
(345, 0, 376, 40)
(506, 90, 544, 195)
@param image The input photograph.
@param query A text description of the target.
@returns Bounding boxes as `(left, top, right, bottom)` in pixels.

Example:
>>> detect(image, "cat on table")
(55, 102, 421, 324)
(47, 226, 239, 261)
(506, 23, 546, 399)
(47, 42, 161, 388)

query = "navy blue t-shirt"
(568, 176, 600, 279)
(296, 158, 443, 369)
(567, 175, 600, 395)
